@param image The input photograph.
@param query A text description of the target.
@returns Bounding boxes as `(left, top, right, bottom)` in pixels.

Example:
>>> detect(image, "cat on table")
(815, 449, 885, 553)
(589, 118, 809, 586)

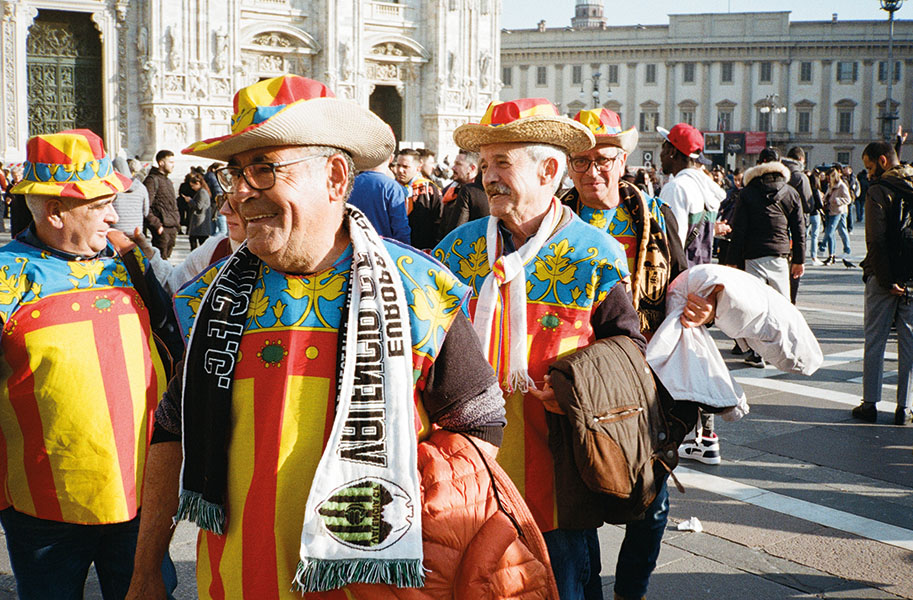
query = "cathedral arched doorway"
(26, 10, 103, 138)
(370, 85, 404, 146)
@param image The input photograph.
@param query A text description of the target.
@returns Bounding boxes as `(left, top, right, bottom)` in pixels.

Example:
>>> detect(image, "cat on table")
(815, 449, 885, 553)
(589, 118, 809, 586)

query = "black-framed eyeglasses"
(214, 155, 325, 192)
(568, 154, 623, 174)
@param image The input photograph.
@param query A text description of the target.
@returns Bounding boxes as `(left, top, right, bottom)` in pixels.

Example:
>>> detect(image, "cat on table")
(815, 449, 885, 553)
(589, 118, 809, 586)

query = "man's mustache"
(485, 184, 513, 197)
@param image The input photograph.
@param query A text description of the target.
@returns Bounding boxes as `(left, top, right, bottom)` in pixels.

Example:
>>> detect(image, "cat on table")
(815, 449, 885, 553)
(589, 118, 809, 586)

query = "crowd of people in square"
(0, 72, 908, 600)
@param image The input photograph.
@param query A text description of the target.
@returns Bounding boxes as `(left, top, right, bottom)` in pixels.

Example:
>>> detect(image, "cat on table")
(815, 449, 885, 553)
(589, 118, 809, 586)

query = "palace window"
(639, 110, 659, 132)
(836, 61, 857, 83)
(760, 62, 772, 83)
(645, 64, 656, 84)
(878, 61, 901, 83)
(797, 110, 812, 134)
(799, 62, 813, 83)
(758, 110, 771, 132)
(502, 67, 512, 86)
(683, 63, 695, 83)
(837, 109, 854, 134)
(536, 66, 547, 86)
(721, 62, 733, 83)
(717, 109, 732, 131)
(681, 109, 695, 126)
(572, 65, 582, 85)
(607, 64, 619, 84)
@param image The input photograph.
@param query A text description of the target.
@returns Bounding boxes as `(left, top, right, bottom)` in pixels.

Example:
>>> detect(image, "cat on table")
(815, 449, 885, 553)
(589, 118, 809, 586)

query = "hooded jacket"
(659, 167, 725, 267)
(727, 161, 805, 266)
(782, 158, 814, 217)
(861, 163, 913, 289)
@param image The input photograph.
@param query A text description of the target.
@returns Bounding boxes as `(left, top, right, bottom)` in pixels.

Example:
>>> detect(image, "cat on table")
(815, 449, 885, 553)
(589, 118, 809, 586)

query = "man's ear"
(539, 156, 560, 185)
(878, 154, 891, 171)
(45, 198, 66, 229)
(326, 154, 350, 203)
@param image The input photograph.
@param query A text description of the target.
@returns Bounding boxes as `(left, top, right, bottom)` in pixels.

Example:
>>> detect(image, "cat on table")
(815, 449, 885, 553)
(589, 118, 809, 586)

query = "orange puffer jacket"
(347, 429, 558, 600)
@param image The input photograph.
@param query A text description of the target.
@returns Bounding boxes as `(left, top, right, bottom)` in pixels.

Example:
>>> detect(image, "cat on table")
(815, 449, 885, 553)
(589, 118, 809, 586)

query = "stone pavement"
(0, 220, 910, 599)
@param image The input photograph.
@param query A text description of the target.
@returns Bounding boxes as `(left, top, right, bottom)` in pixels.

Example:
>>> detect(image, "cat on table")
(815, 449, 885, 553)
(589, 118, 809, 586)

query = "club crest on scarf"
(316, 478, 414, 550)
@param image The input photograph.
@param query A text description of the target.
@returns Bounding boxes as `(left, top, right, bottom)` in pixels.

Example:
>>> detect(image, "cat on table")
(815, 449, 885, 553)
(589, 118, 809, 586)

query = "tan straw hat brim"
(183, 97, 395, 171)
(593, 127, 639, 154)
(453, 115, 596, 154)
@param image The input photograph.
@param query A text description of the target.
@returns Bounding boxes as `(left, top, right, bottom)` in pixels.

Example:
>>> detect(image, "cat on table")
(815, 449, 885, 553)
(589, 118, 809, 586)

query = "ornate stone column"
(701, 61, 712, 131)
(741, 61, 753, 130)
(519, 64, 529, 98)
(88, 9, 120, 155)
(1, 1, 38, 161)
(903, 59, 913, 139)
(664, 61, 676, 127)
(861, 59, 874, 140)
(818, 60, 832, 138)
(778, 60, 790, 133)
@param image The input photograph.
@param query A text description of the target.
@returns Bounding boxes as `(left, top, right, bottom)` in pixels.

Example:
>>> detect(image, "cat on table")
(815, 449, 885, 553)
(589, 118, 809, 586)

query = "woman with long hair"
(821, 168, 854, 267)
(186, 173, 212, 250)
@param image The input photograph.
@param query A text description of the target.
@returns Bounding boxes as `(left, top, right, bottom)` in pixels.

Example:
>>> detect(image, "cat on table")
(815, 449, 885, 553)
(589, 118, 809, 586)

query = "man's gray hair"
(458, 150, 480, 166)
(304, 145, 356, 198)
(524, 144, 567, 194)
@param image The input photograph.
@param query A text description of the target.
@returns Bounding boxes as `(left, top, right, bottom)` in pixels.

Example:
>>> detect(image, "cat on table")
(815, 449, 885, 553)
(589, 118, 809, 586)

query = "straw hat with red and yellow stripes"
(571, 108, 639, 154)
(183, 75, 394, 170)
(453, 98, 595, 154)
(11, 129, 131, 200)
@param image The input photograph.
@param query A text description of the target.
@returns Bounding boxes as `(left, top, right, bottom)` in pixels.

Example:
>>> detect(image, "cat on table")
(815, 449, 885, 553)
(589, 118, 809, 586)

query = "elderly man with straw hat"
(434, 99, 648, 599)
(128, 75, 560, 599)
(0, 129, 181, 599)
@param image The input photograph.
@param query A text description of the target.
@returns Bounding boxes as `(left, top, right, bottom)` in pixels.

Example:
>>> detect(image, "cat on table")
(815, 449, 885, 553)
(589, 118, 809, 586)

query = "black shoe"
(731, 342, 745, 356)
(895, 408, 913, 426)
(743, 350, 765, 368)
(852, 402, 877, 423)
(842, 259, 856, 269)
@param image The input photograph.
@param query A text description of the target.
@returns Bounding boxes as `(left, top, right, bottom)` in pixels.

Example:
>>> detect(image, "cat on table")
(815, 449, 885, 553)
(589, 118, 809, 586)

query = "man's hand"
(157, 226, 164, 235)
(129, 227, 155, 256)
(680, 284, 724, 328)
(526, 376, 565, 415)
(891, 283, 906, 297)
(791, 263, 805, 279)
(714, 221, 732, 236)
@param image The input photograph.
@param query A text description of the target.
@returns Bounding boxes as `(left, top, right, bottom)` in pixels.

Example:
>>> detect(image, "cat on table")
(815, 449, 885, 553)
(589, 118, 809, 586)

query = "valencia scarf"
(473, 198, 563, 393)
(177, 206, 423, 592)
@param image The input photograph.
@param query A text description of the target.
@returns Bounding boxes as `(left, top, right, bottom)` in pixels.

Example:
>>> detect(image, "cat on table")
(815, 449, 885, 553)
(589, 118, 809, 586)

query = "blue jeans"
(212, 213, 227, 236)
(823, 214, 851, 256)
(0, 508, 177, 600)
(615, 478, 670, 599)
(807, 213, 821, 259)
(543, 527, 603, 600)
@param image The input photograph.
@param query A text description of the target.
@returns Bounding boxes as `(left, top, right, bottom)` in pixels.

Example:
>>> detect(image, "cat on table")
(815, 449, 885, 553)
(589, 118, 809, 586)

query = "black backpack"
(873, 179, 913, 283)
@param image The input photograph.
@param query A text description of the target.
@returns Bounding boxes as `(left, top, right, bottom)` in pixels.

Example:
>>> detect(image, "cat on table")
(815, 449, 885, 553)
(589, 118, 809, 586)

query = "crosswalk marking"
(675, 466, 913, 552)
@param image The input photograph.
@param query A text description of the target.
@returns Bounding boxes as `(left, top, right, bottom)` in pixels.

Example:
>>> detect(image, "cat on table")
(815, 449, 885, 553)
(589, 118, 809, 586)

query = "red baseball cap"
(656, 123, 703, 159)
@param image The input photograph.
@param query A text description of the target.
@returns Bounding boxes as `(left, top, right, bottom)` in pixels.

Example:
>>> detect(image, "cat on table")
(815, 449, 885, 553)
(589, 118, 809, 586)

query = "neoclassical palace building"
(501, 5, 913, 168)
(0, 0, 500, 163)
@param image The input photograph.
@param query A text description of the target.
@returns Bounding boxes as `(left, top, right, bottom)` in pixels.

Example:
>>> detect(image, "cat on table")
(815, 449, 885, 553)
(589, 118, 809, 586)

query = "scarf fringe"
(292, 558, 426, 592)
(507, 369, 536, 394)
(176, 490, 225, 535)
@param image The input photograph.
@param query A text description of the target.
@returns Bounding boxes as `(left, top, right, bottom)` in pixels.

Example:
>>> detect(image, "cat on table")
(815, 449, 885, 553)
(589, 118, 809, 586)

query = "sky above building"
(500, 0, 907, 29)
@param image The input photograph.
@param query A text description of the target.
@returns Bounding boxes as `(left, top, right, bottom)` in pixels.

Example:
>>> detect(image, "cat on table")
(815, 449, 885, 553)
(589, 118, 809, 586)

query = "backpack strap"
(683, 210, 709, 250)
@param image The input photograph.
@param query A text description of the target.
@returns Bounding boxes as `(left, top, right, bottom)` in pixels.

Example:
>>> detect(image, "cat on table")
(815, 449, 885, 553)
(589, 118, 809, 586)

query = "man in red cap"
(0, 129, 181, 598)
(657, 123, 727, 465)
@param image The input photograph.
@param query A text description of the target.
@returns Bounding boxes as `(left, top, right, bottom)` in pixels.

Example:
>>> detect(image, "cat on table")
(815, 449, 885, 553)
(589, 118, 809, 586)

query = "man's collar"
(19, 225, 114, 261)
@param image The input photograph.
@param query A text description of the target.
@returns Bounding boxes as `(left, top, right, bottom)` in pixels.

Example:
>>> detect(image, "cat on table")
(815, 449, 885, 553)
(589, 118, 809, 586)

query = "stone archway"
(26, 10, 103, 137)
(370, 85, 403, 144)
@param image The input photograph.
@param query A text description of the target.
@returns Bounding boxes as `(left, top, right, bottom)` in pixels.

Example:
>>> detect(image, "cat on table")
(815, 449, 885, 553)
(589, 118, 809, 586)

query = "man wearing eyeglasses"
(125, 76, 554, 600)
(563, 109, 711, 600)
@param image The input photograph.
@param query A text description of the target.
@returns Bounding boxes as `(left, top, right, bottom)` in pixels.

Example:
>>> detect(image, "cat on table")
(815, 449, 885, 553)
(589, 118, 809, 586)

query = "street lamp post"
(759, 93, 787, 132)
(579, 71, 605, 109)
(880, 0, 904, 140)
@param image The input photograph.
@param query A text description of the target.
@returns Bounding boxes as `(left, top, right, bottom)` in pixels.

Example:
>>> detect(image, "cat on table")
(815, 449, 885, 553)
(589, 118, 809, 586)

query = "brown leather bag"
(547, 336, 685, 526)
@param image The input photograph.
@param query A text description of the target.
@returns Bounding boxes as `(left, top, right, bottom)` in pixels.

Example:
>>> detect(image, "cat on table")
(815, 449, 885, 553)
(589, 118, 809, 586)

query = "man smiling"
(126, 76, 555, 599)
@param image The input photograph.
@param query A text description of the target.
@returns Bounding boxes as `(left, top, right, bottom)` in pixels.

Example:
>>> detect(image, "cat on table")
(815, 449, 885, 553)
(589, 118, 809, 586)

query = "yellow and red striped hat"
(183, 75, 394, 170)
(11, 129, 131, 200)
(572, 108, 639, 154)
(453, 98, 594, 154)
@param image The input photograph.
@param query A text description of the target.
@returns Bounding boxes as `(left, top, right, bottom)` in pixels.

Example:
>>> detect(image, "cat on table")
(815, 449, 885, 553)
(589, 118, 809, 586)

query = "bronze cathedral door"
(26, 10, 103, 138)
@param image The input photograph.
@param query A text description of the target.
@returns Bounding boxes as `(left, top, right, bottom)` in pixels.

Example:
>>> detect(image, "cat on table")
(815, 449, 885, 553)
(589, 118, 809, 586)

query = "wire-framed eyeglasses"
(214, 155, 325, 192)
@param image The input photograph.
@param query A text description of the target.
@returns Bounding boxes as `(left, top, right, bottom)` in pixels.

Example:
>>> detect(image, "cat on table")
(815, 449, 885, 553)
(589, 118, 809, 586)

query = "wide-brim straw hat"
(572, 108, 639, 154)
(183, 75, 395, 171)
(453, 99, 595, 154)
(11, 129, 132, 199)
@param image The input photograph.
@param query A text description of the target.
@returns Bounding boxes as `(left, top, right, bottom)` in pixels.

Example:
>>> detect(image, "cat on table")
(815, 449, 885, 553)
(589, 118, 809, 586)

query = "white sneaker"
(811, 257, 823, 266)
(678, 433, 722, 465)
